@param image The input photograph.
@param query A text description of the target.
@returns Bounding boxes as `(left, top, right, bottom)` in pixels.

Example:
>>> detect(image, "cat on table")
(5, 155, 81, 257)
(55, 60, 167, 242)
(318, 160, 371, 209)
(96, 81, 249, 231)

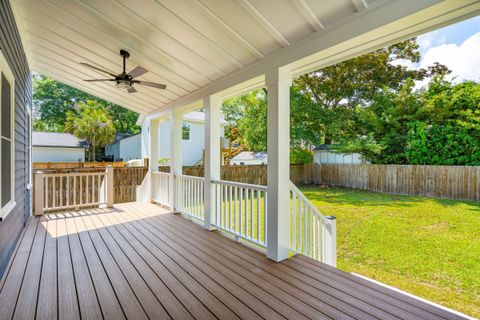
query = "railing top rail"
(289, 180, 326, 221)
(176, 174, 206, 181)
(212, 179, 268, 192)
(153, 171, 170, 176)
(38, 172, 107, 178)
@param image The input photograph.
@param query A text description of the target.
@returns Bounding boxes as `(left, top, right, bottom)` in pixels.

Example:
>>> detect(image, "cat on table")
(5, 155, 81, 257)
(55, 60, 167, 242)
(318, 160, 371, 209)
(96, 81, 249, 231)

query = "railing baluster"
(53, 177, 56, 208)
(250, 190, 255, 239)
(256, 189, 260, 242)
(80, 175, 83, 205)
(239, 187, 243, 236)
(44, 177, 48, 209)
(229, 186, 233, 232)
(73, 176, 76, 206)
(234, 186, 238, 234)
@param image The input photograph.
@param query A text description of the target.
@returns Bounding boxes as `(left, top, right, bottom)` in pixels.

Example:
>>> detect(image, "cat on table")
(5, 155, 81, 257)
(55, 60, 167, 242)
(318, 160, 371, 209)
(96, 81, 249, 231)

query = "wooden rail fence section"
(161, 164, 480, 201)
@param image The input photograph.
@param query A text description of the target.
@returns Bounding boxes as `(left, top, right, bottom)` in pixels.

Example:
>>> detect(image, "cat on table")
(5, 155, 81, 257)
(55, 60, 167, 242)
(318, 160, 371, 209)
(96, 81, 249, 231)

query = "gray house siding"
(0, 0, 32, 278)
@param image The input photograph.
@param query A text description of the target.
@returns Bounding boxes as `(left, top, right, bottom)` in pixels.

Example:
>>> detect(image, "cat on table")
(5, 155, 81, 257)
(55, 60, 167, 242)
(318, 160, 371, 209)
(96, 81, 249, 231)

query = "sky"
(395, 15, 480, 86)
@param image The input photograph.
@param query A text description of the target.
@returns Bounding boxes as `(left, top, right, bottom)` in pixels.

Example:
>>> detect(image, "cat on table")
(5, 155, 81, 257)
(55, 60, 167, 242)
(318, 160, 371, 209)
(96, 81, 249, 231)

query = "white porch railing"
(175, 174, 205, 220)
(152, 171, 170, 207)
(150, 173, 336, 265)
(289, 181, 336, 266)
(211, 180, 267, 248)
(34, 167, 113, 215)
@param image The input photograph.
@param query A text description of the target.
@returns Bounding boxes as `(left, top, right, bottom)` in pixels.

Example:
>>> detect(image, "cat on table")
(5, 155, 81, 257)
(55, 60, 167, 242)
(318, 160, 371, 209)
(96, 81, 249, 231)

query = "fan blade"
(83, 79, 115, 82)
(135, 80, 166, 90)
(127, 86, 137, 93)
(128, 66, 147, 78)
(80, 62, 117, 77)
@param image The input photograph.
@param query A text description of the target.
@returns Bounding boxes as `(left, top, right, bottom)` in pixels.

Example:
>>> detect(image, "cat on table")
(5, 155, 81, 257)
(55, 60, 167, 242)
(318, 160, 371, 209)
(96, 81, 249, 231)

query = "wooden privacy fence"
(306, 164, 480, 201)
(113, 167, 148, 203)
(158, 165, 271, 185)
(161, 164, 480, 201)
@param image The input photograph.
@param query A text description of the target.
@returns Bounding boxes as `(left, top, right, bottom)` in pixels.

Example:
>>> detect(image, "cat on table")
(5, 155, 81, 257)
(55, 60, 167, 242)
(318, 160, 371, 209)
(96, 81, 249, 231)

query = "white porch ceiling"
(11, 0, 480, 116)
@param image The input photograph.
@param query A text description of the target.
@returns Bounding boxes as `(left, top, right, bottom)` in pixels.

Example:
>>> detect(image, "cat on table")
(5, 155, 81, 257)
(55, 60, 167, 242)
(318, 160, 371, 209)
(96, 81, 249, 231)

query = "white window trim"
(26, 104, 32, 190)
(182, 122, 191, 141)
(0, 50, 16, 220)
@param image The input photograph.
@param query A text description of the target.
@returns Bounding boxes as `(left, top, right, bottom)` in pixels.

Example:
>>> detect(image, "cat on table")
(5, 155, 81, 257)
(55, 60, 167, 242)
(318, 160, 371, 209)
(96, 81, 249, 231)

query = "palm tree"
(65, 100, 116, 161)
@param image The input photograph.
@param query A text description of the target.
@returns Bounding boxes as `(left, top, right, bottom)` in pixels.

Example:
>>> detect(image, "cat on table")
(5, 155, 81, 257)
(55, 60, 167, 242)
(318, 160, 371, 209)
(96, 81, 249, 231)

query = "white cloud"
(417, 32, 446, 53)
(391, 58, 417, 70)
(420, 32, 480, 83)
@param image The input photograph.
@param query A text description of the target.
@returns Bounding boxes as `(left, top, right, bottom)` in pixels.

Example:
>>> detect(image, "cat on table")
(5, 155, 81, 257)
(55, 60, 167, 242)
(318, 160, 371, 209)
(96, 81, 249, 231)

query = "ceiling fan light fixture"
(115, 81, 131, 90)
(81, 50, 166, 92)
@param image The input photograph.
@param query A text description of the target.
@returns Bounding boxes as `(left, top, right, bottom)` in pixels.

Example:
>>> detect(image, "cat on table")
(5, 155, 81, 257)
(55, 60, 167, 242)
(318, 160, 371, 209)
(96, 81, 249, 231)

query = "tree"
(33, 74, 90, 131)
(65, 100, 116, 161)
(294, 39, 448, 144)
(222, 39, 448, 155)
(33, 74, 140, 134)
(404, 80, 480, 165)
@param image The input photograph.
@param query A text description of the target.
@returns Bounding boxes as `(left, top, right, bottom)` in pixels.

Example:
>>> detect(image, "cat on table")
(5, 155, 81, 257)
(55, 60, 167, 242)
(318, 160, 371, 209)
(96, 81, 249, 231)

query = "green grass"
(300, 186, 480, 318)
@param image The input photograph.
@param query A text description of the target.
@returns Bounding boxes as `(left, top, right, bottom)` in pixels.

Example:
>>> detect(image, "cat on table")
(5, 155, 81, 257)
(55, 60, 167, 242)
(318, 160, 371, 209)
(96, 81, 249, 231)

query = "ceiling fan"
(80, 49, 166, 93)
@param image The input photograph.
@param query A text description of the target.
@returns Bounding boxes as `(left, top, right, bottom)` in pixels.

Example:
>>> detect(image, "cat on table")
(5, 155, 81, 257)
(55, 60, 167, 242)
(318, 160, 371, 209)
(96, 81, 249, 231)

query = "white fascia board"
(147, 0, 480, 120)
(135, 114, 145, 126)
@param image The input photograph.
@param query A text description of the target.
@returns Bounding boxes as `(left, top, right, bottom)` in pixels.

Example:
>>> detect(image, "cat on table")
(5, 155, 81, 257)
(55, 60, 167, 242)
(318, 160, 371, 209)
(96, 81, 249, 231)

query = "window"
(0, 51, 15, 220)
(182, 122, 190, 140)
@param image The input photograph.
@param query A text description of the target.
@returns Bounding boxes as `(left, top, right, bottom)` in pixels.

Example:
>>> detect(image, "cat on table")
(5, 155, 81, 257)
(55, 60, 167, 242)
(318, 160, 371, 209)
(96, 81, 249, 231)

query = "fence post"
(34, 172, 45, 215)
(106, 166, 114, 207)
(324, 216, 337, 267)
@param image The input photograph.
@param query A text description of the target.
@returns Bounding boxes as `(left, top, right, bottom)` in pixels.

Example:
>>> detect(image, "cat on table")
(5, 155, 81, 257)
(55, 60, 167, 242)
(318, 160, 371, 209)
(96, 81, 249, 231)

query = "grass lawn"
(300, 186, 480, 318)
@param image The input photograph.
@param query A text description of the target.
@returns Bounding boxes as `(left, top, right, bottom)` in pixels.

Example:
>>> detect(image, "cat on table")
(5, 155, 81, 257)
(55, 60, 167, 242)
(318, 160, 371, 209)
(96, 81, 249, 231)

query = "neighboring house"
(32, 132, 88, 163)
(105, 133, 141, 161)
(140, 111, 226, 166)
(313, 144, 368, 164)
(231, 151, 268, 165)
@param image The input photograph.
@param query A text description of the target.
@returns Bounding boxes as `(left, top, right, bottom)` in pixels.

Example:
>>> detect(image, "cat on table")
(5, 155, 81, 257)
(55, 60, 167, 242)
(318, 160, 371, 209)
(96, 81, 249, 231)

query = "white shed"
(230, 151, 268, 165)
(313, 145, 368, 164)
(32, 132, 88, 163)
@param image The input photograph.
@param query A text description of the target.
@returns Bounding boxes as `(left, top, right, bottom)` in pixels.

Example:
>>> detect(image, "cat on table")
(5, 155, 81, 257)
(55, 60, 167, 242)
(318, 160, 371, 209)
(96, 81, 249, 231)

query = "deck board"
(56, 214, 81, 320)
(36, 217, 58, 320)
(0, 202, 470, 320)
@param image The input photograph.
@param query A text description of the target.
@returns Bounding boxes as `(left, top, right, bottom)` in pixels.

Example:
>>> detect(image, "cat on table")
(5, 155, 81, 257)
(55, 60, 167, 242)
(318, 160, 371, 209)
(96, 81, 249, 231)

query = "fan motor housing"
(120, 49, 130, 59)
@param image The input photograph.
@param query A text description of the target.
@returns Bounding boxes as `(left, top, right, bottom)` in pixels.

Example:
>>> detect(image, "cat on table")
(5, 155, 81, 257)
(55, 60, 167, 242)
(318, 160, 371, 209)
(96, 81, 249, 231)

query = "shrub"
(290, 148, 313, 164)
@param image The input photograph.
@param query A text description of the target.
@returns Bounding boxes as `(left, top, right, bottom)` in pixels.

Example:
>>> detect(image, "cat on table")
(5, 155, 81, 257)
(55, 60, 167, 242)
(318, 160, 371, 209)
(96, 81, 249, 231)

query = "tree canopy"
(222, 38, 480, 165)
(65, 100, 116, 161)
(33, 73, 140, 134)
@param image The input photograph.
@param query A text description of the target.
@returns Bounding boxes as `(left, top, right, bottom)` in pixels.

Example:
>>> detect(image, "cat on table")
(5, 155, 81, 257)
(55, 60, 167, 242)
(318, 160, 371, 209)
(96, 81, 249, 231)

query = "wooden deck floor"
(0, 202, 468, 320)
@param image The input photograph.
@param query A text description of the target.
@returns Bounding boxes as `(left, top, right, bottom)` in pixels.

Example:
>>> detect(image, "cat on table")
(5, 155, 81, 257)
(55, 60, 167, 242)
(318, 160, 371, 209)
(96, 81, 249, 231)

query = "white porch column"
(149, 118, 160, 201)
(204, 94, 222, 230)
(169, 110, 183, 211)
(266, 67, 292, 262)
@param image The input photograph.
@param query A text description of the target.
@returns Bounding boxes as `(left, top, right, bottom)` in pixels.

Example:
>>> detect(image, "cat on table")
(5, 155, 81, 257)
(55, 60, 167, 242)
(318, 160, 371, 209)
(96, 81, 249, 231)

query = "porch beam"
(204, 94, 222, 230)
(266, 67, 292, 262)
(169, 110, 183, 211)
